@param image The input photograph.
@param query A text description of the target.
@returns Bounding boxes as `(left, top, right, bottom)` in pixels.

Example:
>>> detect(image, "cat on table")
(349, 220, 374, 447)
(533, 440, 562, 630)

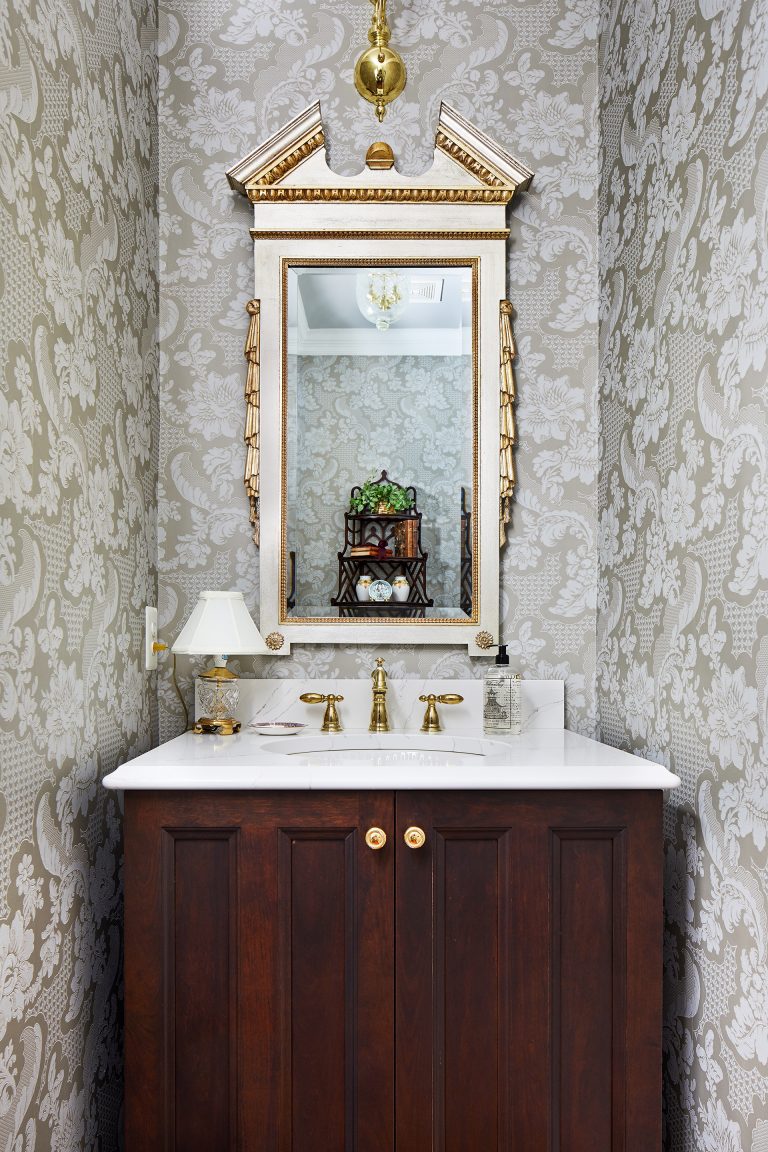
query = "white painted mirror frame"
(227, 103, 532, 655)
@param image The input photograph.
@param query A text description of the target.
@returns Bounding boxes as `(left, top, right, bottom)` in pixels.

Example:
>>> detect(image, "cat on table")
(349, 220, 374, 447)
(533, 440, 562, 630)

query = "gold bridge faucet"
(369, 657, 390, 732)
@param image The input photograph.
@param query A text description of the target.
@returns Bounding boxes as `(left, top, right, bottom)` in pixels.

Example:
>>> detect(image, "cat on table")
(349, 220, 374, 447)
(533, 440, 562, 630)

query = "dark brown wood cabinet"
(124, 789, 662, 1152)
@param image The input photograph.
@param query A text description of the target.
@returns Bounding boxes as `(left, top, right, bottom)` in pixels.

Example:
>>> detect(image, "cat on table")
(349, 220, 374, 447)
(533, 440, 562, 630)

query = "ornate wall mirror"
(227, 103, 532, 654)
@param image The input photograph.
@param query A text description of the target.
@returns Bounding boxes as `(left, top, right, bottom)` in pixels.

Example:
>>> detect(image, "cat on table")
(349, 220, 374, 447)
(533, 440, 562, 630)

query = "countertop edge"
(103, 729, 681, 791)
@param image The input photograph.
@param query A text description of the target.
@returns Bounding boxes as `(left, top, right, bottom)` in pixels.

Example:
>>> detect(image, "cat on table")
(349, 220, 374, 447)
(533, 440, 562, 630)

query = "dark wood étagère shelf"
(331, 472, 433, 618)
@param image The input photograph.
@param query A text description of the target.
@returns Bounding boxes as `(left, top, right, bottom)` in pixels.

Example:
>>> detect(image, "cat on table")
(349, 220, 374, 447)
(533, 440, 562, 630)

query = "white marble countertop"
(103, 728, 680, 791)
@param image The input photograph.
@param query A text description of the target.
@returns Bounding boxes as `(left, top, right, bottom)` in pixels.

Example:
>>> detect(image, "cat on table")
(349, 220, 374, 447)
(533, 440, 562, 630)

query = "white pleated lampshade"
(172, 591, 270, 656)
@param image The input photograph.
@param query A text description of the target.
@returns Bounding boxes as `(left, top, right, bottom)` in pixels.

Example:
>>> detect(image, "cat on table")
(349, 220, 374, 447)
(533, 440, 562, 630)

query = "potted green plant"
(350, 475, 414, 515)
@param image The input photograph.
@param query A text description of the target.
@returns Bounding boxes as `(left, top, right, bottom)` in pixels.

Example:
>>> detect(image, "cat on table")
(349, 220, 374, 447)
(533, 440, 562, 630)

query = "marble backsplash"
(196, 677, 565, 733)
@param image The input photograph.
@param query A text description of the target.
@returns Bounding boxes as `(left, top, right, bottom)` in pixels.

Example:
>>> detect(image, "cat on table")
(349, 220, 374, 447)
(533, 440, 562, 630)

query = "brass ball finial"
(354, 0, 406, 123)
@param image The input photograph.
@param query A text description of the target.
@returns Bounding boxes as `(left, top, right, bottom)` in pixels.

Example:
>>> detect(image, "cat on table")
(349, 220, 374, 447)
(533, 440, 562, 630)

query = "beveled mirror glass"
(284, 261, 476, 622)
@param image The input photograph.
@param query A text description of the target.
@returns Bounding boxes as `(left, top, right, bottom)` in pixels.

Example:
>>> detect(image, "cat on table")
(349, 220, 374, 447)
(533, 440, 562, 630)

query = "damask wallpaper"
(0, 0, 158, 1147)
(157, 0, 600, 739)
(598, 0, 768, 1146)
(287, 354, 471, 613)
(3, 0, 765, 1147)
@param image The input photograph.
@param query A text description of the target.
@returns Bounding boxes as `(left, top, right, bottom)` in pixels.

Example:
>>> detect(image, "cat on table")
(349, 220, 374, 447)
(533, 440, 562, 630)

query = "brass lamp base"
(192, 664, 241, 736)
(193, 716, 241, 736)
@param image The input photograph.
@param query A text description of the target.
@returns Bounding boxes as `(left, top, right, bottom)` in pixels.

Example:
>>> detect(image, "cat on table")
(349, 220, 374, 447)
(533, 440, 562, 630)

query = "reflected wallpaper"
(1, 0, 766, 1148)
(287, 355, 472, 614)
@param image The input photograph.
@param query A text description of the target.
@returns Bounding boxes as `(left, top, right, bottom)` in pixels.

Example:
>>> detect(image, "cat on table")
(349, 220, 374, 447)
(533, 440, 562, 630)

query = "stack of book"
(350, 544, 392, 558)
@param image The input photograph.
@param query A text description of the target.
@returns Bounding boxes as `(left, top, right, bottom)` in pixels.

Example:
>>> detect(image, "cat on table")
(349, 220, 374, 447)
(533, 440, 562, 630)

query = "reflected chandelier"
(356, 270, 411, 330)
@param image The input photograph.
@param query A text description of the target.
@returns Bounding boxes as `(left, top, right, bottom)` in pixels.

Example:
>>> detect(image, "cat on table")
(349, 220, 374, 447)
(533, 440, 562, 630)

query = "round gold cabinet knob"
(365, 827, 387, 850)
(404, 826, 426, 849)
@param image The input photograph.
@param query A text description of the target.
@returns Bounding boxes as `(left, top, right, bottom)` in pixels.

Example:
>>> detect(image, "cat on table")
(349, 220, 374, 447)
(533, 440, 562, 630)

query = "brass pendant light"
(353, 0, 406, 122)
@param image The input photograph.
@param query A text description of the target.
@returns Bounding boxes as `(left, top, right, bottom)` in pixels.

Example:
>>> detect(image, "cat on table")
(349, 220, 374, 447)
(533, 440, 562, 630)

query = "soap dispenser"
(483, 644, 522, 735)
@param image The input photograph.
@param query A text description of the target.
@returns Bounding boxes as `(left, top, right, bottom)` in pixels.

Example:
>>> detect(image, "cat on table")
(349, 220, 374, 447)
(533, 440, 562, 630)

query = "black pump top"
(496, 644, 509, 666)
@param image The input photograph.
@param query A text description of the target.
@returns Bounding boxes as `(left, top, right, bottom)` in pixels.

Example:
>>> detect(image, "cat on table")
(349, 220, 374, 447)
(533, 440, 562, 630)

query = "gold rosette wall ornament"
(354, 0, 406, 123)
(499, 300, 517, 548)
(243, 299, 261, 546)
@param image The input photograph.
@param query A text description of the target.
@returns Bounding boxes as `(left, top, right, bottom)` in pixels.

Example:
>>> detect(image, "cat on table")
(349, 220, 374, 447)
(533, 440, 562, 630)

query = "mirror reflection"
(284, 263, 475, 621)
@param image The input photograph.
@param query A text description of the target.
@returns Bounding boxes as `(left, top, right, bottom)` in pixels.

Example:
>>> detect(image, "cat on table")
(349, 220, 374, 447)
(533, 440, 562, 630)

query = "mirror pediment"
(227, 104, 532, 655)
(227, 102, 532, 205)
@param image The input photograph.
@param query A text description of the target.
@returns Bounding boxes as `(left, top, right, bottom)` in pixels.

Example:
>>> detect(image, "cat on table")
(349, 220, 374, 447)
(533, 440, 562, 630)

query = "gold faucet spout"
(369, 657, 390, 732)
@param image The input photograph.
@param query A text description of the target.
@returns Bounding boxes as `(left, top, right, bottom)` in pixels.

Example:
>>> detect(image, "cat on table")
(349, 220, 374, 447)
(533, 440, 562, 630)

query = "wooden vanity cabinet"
(124, 789, 662, 1152)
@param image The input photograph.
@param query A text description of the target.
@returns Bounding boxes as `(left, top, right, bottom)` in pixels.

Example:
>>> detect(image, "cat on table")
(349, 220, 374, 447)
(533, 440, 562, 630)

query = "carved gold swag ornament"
(244, 299, 261, 546)
(499, 300, 517, 549)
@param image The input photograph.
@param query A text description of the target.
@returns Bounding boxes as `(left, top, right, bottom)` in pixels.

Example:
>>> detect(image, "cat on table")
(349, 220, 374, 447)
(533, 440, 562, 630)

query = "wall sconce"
(354, 0, 406, 123)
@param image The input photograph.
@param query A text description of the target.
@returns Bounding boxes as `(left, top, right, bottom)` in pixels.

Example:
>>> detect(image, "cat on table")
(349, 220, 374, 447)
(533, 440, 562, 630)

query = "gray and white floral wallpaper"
(598, 0, 768, 1146)
(287, 354, 472, 613)
(157, 0, 600, 739)
(0, 0, 157, 1147)
(3, 0, 767, 1147)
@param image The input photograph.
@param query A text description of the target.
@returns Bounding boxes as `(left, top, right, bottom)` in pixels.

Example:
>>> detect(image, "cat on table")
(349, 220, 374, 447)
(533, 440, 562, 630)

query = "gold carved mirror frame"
(228, 102, 532, 655)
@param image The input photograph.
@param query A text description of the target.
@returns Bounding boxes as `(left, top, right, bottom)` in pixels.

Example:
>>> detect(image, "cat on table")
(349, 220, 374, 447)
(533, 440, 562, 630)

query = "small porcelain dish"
(249, 721, 307, 736)
(368, 579, 393, 602)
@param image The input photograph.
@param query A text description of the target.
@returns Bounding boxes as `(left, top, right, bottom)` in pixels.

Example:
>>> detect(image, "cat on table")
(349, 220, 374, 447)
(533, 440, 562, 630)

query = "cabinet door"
(125, 790, 394, 1152)
(394, 790, 662, 1152)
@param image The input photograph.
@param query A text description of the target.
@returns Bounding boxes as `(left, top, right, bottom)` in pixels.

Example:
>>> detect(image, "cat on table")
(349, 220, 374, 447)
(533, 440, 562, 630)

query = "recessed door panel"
(167, 831, 238, 1152)
(551, 829, 626, 1152)
(395, 795, 516, 1152)
(278, 828, 354, 1150)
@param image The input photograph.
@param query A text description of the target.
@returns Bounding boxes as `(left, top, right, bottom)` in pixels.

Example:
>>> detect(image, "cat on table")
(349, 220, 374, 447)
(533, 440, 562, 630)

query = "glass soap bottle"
(483, 644, 522, 735)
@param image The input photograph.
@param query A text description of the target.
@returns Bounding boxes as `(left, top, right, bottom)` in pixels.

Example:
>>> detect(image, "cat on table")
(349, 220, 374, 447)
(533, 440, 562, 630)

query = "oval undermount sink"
(261, 733, 512, 767)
